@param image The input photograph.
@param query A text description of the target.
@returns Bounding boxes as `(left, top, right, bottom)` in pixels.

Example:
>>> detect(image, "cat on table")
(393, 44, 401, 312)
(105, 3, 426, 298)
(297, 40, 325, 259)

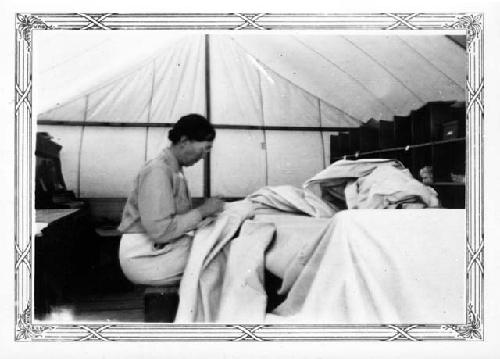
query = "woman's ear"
(178, 136, 189, 146)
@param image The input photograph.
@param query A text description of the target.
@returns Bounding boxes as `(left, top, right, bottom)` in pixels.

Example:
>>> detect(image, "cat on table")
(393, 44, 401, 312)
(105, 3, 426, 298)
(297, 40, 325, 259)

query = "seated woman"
(118, 114, 224, 286)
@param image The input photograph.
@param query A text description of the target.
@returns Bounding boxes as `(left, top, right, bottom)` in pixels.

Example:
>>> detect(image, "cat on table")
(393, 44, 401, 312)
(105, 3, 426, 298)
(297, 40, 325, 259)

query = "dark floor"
(70, 288, 145, 322)
(42, 274, 285, 323)
(37, 230, 286, 323)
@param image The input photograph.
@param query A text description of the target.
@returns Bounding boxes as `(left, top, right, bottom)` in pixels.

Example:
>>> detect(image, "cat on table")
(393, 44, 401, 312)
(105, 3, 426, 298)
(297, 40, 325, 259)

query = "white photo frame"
(14, 12, 483, 341)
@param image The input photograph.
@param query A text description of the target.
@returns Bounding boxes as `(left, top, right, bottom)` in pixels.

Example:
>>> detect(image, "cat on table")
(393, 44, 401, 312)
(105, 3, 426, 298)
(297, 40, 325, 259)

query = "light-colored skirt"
(119, 233, 192, 286)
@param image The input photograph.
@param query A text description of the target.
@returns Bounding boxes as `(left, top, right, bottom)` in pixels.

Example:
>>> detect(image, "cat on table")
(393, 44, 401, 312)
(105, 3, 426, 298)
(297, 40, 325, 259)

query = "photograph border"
(14, 12, 484, 342)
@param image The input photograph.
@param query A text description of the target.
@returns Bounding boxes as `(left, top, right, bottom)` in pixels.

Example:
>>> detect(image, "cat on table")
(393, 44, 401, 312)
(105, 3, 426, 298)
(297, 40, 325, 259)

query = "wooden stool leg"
(144, 288, 179, 323)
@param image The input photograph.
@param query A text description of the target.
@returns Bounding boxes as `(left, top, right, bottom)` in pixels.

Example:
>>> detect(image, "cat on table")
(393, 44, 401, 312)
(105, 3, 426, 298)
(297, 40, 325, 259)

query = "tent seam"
(397, 36, 465, 93)
(293, 36, 397, 118)
(144, 58, 157, 162)
(228, 35, 363, 125)
(341, 35, 426, 105)
(38, 36, 192, 116)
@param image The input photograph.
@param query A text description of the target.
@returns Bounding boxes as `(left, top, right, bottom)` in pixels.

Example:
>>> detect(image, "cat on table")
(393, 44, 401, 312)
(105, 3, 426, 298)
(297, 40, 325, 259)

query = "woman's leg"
(119, 234, 192, 286)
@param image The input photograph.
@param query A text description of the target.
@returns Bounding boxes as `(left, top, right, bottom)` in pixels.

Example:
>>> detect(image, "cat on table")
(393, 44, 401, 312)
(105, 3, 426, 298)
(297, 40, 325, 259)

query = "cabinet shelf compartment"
(411, 101, 455, 144)
(379, 120, 395, 149)
(348, 128, 361, 154)
(433, 185, 465, 209)
(432, 140, 466, 183)
(330, 132, 351, 160)
(359, 121, 379, 152)
(394, 115, 412, 147)
(410, 146, 433, 180)
(330, 134, 342, 161)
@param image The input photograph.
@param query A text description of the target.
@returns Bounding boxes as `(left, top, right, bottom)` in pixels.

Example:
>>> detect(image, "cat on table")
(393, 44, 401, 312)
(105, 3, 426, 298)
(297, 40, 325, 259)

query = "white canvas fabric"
(79, 127, 147, 197)
(304, 158, 439, 210)
(35, 33, 466, 198)
(211, 129, 267, 197)
(267, 209, 465, 324)
(210, 35, 263, 126)
(175, 186, 464, 324)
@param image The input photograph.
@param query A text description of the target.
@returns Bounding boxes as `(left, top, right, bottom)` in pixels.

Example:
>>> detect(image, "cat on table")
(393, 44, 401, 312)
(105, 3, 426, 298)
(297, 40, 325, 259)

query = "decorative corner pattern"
(443, 304, 482, 339)
(16, 14, 55, 51)
(444, 14, 483, 46)
(15, 306, 55, 340)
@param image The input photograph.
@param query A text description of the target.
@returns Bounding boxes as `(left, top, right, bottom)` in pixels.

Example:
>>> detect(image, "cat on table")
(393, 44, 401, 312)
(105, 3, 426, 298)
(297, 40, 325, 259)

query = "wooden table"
(35, 208, 80, 235)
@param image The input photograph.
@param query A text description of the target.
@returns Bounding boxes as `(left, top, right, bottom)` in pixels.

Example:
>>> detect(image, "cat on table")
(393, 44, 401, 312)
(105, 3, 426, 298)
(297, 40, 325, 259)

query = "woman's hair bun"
(168, 114, 215, 144)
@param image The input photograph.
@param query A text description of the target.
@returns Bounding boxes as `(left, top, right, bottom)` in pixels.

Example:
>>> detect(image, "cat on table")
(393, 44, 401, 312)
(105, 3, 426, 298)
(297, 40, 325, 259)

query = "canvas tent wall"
(35, 32, 466, 200)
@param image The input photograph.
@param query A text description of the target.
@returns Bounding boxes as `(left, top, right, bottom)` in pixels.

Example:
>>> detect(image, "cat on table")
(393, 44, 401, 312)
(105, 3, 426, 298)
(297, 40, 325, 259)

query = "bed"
(174, 159, 466, 324)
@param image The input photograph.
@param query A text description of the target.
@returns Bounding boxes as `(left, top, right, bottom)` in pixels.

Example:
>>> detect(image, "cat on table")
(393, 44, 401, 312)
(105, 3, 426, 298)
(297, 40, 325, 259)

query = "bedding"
(175, 201, 465, 324)
(265, 209, 465, 324)
(175, 160, 464, 324)
(304, 158, 439, 209)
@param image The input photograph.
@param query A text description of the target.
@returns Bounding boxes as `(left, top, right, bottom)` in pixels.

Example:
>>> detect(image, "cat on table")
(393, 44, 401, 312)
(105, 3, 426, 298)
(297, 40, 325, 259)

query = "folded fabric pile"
(304, 159, 439, 209)
(247, 185, 337, 217)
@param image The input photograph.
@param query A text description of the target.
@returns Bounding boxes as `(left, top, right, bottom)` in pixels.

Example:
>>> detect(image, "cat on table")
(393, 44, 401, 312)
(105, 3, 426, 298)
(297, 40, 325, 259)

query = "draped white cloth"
(175, 188, 464, 324)
(266, 209, 465, 324)
(304, 159, 440, 210)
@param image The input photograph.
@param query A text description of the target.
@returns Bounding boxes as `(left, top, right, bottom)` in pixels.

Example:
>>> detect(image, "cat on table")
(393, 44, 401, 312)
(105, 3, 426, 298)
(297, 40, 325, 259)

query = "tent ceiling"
(36, 32, 465, 123)
(34, 32, 466, 198)
(230, 34, 465, 122)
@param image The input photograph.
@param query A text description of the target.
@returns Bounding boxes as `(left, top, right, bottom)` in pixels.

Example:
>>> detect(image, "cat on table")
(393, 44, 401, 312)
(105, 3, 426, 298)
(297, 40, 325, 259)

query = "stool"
(143, 285, 179, 323)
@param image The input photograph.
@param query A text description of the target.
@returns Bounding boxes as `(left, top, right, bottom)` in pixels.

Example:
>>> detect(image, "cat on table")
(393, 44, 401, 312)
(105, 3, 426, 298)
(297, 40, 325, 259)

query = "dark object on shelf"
(442, 102, 465, 140)
(419, 166, 434, 184)
(450, 172, 466, 184)
(35, 131, 84, 209)
(442, 120, 460, 139)
(411, 101, 454, 144)
(36, 132, 62, 159)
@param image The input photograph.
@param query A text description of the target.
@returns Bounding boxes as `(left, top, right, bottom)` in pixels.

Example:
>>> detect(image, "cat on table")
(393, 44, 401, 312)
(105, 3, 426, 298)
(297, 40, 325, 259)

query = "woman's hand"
(197, 197, 224, 218)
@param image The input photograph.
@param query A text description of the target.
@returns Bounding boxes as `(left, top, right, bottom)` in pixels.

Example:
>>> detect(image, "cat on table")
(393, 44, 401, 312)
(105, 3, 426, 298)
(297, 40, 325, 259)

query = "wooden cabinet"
(329, 101, 466, 208)
(34, 207, 101, 319)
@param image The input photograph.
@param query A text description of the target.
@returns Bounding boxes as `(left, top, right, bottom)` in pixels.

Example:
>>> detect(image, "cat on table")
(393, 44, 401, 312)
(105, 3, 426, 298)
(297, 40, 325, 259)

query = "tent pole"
(204, 34, 211, 198)
(76, 95, 89, 198)
(318, 99, 326, 168)
(257, 69, 268, 187)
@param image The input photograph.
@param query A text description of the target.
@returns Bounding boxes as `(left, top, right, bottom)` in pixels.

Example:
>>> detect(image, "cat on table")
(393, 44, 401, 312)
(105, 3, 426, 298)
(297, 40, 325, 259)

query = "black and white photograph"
(30, 29, 473, 326)
(2, 2, 500, 359)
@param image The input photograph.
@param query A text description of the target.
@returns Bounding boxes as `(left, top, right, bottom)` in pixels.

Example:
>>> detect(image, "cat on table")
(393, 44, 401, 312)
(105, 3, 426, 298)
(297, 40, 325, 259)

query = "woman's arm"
(137, 165, 202, 244)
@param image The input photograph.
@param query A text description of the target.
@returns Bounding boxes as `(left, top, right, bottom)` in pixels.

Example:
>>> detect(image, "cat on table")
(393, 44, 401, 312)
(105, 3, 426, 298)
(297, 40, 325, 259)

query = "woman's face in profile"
(180, 140, 213, 166)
